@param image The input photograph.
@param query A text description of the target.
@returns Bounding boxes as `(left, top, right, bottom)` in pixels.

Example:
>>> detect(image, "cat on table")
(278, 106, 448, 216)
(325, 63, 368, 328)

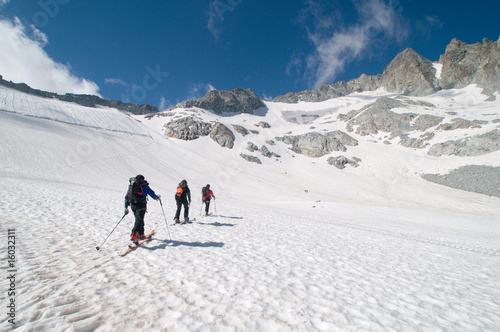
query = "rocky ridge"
(0, 75, 158, 115)
(166, 88, 266, 115)
(273, 37, 500, 103)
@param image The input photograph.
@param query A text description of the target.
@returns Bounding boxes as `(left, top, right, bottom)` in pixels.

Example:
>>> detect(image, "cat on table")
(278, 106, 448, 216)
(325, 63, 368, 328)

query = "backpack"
(176, 185, 185, 198)
(128, 177, 145, 203)
(202, 186, 208, 200)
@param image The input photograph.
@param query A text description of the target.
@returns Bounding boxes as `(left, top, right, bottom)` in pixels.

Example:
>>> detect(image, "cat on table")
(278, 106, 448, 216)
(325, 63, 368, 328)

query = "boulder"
(210, 123, 235, 148)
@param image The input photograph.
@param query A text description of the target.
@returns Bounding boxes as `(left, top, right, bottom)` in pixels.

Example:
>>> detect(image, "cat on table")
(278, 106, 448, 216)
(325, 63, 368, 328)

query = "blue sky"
(0, 0, 498, 110)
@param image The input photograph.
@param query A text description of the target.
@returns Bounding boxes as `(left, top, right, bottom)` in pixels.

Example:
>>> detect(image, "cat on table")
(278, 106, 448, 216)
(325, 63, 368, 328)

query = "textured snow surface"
(0, 86, 499, 331)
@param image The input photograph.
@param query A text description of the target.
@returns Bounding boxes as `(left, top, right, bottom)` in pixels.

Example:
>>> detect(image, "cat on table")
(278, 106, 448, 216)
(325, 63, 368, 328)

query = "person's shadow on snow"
(145, 239, 224, 250)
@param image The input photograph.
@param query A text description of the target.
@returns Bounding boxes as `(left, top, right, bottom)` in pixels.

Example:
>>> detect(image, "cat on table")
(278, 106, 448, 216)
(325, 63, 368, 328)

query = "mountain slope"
(1, 73, 499, 330)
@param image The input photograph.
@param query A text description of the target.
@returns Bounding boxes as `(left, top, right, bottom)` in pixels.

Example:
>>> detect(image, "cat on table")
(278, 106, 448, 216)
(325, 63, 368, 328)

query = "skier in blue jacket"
(125, 175, 160, 244)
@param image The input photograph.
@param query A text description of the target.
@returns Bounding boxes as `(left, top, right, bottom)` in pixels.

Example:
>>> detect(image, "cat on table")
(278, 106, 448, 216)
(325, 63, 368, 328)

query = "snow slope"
(0, 86, 499, 331)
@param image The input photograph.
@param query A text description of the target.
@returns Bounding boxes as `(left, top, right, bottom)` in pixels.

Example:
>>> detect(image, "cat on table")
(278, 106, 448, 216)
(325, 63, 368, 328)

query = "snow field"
(0, 85, 499, 331)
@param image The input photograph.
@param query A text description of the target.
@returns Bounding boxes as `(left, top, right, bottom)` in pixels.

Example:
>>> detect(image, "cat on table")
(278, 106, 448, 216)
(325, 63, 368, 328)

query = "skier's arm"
(124, 191, 130, 208)
(145, 186, 160, 200)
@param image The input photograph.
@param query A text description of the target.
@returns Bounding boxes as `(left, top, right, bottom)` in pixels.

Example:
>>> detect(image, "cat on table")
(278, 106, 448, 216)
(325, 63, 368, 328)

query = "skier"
(174, 179, 191, 223)
(201, 184, 215, 216)
(124, 175, 160, 244)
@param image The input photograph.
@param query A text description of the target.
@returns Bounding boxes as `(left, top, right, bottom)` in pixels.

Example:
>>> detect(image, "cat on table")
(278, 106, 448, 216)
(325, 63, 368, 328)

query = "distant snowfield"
(0, 86, 499, 331)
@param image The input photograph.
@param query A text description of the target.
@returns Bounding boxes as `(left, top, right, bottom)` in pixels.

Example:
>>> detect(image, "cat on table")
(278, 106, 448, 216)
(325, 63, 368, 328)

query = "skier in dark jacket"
(125, 175, 160, 244)
(174, 179, 191, 223)
(202, 184, 215, 216)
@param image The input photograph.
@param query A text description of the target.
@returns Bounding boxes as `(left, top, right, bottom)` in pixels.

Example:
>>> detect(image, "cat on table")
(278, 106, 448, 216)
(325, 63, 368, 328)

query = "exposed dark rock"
(278, 131, 357, 158)
(327, 156, 362, 169)
(168, 88, 266, 114)
(163, 117, 212, 140)
(232, 124, 250, 136)
(344, 97, 443, 137)
(247, 142, 258, 152)
(381, 48, 440, 96)
(438, 38, 500, 98)
(260, 145, 280, 158)
(437, 118, 488, 131)
(428, 129, 500, 157)
(210, 123, 235, 148)
(240, 153, 262, 164)
(256, 121, 271, 128)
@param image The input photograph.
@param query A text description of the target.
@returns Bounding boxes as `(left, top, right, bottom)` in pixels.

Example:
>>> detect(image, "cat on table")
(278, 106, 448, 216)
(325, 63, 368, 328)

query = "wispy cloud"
(0, 0, 11, 8)
(0, 17, 100, 96)
(159, 96, 170, 111)
(294, 0, 407, 88)
(104, 78, 128, 86)
(187, 82, 216, 100)
(207, 0, 243, 39)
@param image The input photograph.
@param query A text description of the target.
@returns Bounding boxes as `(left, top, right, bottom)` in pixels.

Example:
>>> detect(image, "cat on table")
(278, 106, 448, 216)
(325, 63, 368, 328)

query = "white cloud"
(187, 82, 216, 100)
(207, 0, 243, 39)
(0, 0, 11, 8)
(296, 0, 406, 88)
(0, 17, 100, 96)
(159, 96, 170, 111)
(104, 78, 128, 86)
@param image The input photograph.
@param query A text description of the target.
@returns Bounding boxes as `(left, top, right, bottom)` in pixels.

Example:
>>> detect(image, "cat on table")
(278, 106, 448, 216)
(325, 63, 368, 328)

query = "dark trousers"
(131, 203, 146, 236)
(175, 200, 189, 220)
(204, 199, 211, 214)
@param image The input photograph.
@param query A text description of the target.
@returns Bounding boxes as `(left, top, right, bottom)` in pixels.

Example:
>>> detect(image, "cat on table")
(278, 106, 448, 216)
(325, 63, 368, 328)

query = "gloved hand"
(154, 194, 161, 201)
(124, 208, 129, 215)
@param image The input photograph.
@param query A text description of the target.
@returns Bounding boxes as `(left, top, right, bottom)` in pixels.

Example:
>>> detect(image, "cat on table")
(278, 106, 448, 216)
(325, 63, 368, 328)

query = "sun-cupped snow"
(0, 85, 146, 135)
(1, 84, 499, 331)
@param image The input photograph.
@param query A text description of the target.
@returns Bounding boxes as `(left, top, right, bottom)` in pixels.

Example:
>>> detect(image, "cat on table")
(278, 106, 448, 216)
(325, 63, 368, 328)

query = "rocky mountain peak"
(438, 37, 500, 98)
(381, 47, 439, 96)
(168, 87, 266, 114)
(273, 36, 500, 104)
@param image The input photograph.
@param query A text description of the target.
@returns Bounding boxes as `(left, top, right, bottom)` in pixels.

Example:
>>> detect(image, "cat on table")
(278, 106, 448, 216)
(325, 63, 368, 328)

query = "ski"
(171, 218, 196, 226)
(119, 230, 155, 256)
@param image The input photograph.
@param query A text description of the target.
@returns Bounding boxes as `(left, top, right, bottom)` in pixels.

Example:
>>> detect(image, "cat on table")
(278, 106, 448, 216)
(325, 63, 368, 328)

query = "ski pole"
(159, 198, 172, 241)
(200, 201, 203, 216)
(213, 198, 217, 216)
(96, 212, 127, 250)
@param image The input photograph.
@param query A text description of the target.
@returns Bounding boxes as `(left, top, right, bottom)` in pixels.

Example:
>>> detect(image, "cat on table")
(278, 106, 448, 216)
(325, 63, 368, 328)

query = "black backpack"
(202, 186, 208, 199)
(128, 177, 145, 203)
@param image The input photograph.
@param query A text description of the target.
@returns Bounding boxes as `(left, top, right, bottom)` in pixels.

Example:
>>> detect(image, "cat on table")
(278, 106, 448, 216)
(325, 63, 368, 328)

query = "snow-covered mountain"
(1, 76, 500, 331)
(1, 38, 499, 331)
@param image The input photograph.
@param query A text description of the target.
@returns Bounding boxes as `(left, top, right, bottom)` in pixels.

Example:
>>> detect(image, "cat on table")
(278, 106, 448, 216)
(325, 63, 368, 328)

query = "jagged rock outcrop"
(240, 154, 262, 164)
(438, 38, 500, 98)
(0, 75, 158, 115)
(277, 131, 358, 158)
(247, 142, 258, 152)
(168, 88, 266, 114)
(342, 97, 443, 142)
(273, 37, 500, 103)
(428, 129, 500, 157)
(437, 118, 488, 131)
(381, 48, 440, 96)
(259, 145, 280, 158)
(210, 123, 235, 148)
(163, 117, 212, 140)
(232, 124, 250, 136)
(256, 121, 271, 128)
(327, 156, 362, 169)
(163, 117, 235, 148)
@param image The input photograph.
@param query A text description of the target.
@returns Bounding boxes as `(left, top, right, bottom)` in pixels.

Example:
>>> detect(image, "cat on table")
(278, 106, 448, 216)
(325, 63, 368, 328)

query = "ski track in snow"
(1, 176, 499, 331)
